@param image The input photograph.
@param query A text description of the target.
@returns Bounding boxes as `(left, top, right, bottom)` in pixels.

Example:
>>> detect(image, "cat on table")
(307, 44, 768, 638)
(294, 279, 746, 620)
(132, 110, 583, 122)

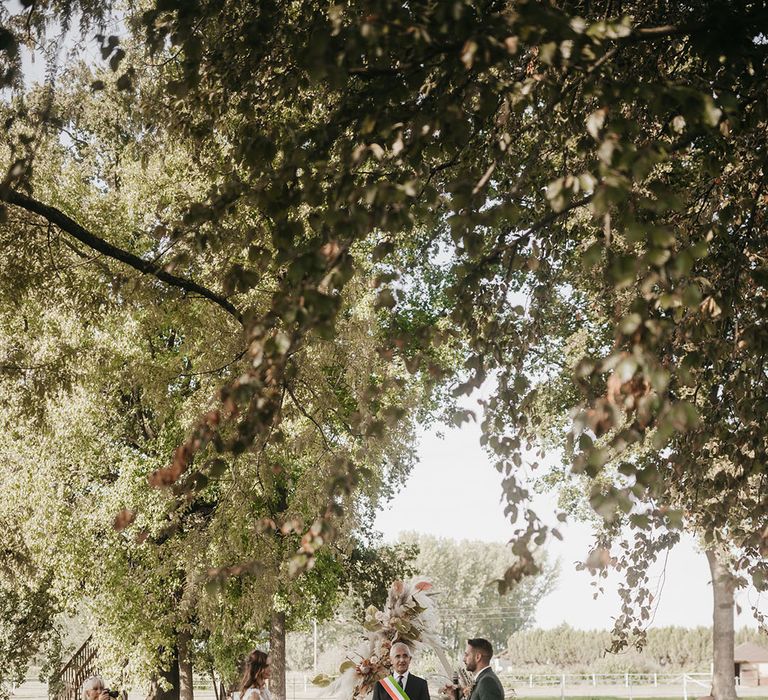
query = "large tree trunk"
(178, 629, 194, 700)
(146, 645, 181, 700)
(270, 610, 287, 700)
(706, 548, 738, 700)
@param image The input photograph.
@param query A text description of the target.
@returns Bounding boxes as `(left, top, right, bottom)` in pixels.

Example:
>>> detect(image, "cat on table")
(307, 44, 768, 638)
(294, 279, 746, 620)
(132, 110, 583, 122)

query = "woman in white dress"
(240, 649, 272, 700)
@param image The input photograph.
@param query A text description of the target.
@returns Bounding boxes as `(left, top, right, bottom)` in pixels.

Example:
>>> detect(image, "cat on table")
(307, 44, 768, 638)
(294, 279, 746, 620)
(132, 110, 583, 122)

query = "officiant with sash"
(373, 642, 431, 700)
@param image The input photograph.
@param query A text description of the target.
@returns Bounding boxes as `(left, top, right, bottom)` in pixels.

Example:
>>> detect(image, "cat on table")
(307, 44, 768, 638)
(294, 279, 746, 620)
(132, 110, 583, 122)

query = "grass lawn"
(512, 697, 768, 700)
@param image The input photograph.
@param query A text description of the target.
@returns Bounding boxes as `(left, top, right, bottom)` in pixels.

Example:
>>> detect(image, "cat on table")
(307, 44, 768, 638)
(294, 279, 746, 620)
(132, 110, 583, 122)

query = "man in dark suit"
(373, 642, 430, 700)
(464, 638, 504, 700)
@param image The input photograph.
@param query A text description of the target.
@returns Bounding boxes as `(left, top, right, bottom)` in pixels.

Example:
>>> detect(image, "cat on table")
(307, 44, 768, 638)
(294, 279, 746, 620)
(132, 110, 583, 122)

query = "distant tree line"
(402, 533, 557, 656)
(504, 625, 768, 673)
(285, 535, 557, 673)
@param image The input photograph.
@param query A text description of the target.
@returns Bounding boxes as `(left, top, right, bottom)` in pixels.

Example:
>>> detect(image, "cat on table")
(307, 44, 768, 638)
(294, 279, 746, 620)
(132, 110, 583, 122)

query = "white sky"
(374, 421, 763, 631)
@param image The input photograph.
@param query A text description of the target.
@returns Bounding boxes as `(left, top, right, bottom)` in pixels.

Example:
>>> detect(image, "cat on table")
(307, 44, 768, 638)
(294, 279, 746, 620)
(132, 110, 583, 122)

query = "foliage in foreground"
(1, 0, 768, 685)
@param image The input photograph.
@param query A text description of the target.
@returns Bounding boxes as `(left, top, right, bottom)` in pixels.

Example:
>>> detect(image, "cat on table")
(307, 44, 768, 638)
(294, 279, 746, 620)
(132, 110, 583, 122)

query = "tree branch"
(633, 25, 683, 38)
(176, 348, 248, 378)
(481, 194, 595, 268)
(1, 188, 244, 324)
(285, 382, 335, 453)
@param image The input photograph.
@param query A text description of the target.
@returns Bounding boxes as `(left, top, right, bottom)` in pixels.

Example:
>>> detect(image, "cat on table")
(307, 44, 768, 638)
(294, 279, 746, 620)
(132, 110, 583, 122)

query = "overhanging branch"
(2, 188, 244, 324)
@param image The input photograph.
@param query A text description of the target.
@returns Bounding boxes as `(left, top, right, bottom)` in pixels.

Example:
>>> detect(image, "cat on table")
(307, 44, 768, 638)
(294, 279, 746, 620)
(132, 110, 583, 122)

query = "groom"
(374, 642, 430, 700)
(464, 639, 504, 700)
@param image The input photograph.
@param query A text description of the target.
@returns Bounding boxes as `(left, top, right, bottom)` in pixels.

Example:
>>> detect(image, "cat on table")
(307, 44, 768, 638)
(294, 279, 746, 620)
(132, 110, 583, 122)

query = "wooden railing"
(49, 635, 100, 700)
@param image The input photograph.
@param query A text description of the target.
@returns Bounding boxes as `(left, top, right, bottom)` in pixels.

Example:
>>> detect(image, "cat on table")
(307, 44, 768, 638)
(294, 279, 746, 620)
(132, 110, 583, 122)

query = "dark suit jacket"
(373, 674, 430, 700)
(468, 668, 504, 700)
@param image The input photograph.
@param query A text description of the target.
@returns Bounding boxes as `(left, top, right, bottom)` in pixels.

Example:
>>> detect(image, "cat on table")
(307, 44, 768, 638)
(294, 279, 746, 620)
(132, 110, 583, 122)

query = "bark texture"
(706, 548, 738, 700)
(270, 610, 287, 700)
(178, 630, 195, 700)
(146, 644, 181, 700)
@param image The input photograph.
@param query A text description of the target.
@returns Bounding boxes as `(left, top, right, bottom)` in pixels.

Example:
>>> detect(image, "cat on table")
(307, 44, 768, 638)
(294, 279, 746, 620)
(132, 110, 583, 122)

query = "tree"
(0, 521, 62, 700)
(400, 533, 557, 655)
(0, 67, 441, 698)
(284, 541, 417, 672)
(2, 4, 768, 700)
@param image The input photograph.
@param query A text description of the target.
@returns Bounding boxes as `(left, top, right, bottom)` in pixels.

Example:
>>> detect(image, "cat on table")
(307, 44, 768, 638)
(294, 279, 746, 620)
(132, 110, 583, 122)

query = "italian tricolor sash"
(379, 675, 411, 700)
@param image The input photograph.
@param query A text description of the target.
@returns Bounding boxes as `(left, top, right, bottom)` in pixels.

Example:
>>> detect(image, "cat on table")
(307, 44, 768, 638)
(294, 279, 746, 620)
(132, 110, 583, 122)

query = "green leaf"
(619, 313, 642, 335)
(682, 284, 702, 307)
(609, 254, 638, 288)
(645, 248, 670, 267)
(586, 109, 606, 140)
(116, 70, 134, 91)
(615, 356, 637, 382)
(312, 674, 334, 687)
(581, 241, 603, 268)
(109, 48, 126, 72)
(701, 96, 722, 127)
(539, 41, 557, 65)
(375, 288, 396, 309)
(649, 227, 675, 247)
